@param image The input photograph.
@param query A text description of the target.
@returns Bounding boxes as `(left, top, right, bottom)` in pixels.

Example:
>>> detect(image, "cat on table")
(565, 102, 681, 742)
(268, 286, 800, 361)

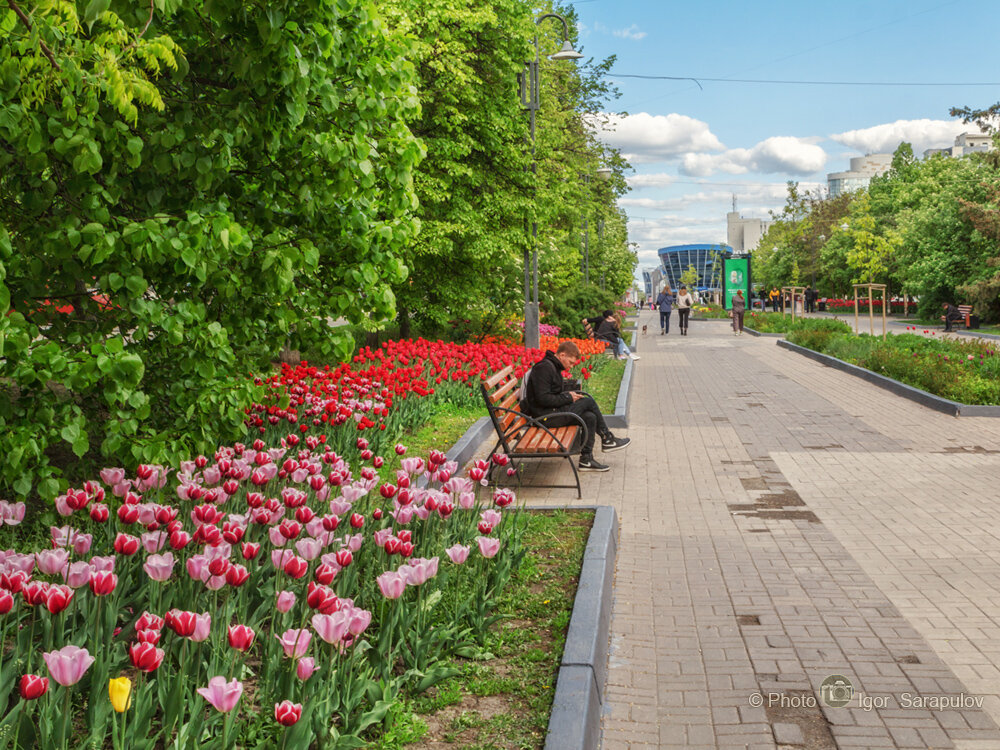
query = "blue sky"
(569, 0, 1000, 273)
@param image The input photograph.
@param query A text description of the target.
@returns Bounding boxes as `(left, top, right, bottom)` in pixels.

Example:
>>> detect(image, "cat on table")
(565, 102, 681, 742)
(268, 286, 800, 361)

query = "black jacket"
(586, 315, 621, 346)
(521, 351, 572, 417)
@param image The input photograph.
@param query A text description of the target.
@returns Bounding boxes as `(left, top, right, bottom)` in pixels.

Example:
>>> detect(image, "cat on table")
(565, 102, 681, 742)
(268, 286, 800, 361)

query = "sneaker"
(628, 353, 641, 361)
(578, 455, 610, 472)
(601, 436, 631, 453)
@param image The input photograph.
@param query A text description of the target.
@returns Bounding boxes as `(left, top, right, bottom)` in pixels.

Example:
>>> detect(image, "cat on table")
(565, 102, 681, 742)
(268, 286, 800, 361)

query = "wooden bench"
(942, 304, 975, 329)
(480, 364, 587, 497)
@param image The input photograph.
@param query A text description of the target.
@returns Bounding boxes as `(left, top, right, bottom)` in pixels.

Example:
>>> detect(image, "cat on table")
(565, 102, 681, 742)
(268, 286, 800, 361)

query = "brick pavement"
(513, 311, 1000, 749)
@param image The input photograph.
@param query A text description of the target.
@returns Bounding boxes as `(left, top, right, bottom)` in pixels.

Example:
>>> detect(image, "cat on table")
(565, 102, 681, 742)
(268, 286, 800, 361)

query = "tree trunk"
(398, 305, 411, 340)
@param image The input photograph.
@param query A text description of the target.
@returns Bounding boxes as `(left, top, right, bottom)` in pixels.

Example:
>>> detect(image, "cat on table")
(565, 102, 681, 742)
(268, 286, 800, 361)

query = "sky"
(568, 0, 1000, 277)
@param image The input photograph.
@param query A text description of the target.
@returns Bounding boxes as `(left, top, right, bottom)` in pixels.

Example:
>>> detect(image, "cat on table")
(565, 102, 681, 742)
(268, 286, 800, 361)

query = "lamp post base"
(524, 302, 540, 350)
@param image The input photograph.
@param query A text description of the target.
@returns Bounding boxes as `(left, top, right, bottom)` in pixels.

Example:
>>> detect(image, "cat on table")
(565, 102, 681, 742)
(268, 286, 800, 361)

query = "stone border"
(777, 339, 1000, 417)
(604, 356, 633, 429)
(743, 326, 783, 338)
(539, 504, 619, 750)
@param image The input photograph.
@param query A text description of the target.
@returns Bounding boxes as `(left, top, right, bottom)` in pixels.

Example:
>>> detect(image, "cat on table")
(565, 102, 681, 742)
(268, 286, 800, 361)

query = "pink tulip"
(63, 561, 93, 588)
(90, 555, 115, 573)
(403, 557, 439, 586)
(268, 526, 287, 547)
(99, 467, 126, 486)
(0, 501, 25, 525)
(143, 552, 175, 582)
(275, 628, 311, 658)
(346, 607, 372, 636)
(43, 645, 95, 686)
(458, 492, 475, 510)
(476, 536, 501, 559)
(311, 613, 349, 644)
(141, 532, 166, 554)
(296, 656, 317, 680)
(376, 571, 406, 600)
(190, 612, 212, 642)
(295, 537, 323, 561)
(35, 548, 69, 576)
(276, 590, 296, 613)
(446, 544, 470, 564)
(197, 675, 244, 712)
(72, 533, 93, 556)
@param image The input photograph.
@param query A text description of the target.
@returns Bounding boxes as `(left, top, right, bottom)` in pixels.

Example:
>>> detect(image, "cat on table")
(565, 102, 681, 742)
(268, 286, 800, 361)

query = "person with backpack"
(655, 286, 673, 334)
(520, 341, 631, 472)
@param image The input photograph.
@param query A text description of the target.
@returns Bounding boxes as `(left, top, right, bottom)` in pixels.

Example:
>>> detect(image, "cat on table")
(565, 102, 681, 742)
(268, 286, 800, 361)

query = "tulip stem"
(60, 686, 72, 750)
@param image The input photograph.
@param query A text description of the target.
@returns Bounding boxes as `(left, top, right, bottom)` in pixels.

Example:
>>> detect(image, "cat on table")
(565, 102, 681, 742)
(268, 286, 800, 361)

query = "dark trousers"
(771, 299, 779, 312)
(540, 395, 608, 456)
(659, 309, 670, 332)
(732, 311, 744, 332)
(677, 308, 690, 331)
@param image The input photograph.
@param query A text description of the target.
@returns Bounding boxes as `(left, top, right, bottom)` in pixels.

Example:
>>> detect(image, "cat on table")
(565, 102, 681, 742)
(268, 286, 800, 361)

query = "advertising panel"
(723, 257, 750, 310)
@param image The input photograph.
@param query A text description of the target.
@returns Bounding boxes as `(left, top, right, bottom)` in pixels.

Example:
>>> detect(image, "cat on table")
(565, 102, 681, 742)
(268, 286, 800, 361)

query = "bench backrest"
(958, 304, 973, 314)
(480, 365, 527, 452)
(581, 318, 596, 340)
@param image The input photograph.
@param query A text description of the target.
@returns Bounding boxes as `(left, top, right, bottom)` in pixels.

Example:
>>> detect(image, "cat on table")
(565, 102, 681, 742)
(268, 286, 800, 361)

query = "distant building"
(656, 244, 733, 293)
(727, 212, 771, 255)
(827, 153, 893, 197)
(642, 266, 665, 299)
(923, 132, 994, 159)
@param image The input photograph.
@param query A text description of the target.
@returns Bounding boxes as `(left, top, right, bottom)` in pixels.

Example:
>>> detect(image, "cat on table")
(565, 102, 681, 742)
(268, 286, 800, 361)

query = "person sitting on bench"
(942, 302, 964, 332)
(585, 310, 640, 361)
(520, 341, 631, 472)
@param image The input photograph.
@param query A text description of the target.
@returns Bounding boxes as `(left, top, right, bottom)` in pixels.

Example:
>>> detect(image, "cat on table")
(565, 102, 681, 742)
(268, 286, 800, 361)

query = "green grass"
(371, 509, 594, 750)
(583, 357, 625, 414)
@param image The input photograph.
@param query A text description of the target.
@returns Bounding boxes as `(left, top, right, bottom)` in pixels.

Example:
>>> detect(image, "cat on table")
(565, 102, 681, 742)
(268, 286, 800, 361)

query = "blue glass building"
(656, 244, 733, 292)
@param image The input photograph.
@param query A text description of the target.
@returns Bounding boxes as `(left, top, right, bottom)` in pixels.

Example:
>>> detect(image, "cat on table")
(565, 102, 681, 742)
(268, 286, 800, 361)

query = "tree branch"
(6, 0, 60, 70)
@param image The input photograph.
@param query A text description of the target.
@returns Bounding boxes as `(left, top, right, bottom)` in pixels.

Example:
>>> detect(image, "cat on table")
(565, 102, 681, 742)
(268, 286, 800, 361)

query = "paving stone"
(503, 317, 1000, 748)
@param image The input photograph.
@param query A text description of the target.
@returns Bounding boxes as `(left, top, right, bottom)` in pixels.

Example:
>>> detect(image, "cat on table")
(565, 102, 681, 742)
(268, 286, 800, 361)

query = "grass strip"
(371, 509, 594, 749)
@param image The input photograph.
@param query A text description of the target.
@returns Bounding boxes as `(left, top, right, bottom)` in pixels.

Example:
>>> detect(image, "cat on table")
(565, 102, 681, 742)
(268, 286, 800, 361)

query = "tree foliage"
(1, 0, 422, 498)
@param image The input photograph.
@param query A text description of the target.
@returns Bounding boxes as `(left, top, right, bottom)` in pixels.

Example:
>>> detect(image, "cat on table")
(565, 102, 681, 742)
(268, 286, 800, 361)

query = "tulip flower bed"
(821, 298, 916, 314)
(786, 330, 1000, 405)
(246, 336, 614, 464)
(0, 438, 529, 749)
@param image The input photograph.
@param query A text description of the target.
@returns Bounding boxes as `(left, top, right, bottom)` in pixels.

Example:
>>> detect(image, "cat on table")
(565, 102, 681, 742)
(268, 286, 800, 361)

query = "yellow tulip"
(108, 676, 132, 712)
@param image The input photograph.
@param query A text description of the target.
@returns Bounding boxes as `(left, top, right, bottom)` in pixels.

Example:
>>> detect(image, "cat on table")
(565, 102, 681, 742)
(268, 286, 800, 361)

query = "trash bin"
(969, 314, 980, 329)
(817, 300, 826, 312)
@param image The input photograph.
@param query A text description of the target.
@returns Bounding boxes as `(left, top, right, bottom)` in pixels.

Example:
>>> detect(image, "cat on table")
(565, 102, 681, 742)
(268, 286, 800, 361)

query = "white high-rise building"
(827, 153, 893, 197)
(727, 212, 771, 255)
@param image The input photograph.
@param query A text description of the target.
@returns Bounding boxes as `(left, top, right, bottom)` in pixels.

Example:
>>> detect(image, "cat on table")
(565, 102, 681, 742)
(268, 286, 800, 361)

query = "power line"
(610, 73, 1000, 88)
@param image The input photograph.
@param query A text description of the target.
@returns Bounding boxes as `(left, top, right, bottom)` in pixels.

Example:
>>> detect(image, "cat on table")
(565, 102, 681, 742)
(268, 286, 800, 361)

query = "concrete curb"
(542, 505, 619, 750)
(743, 327, 783, 338)
(605, 358, 633, 429)
(777, 340, 1000, 417)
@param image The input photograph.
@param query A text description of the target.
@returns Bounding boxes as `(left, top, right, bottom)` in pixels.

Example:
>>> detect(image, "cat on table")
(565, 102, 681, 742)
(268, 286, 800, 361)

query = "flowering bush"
(822, 298, 917, 314)
(0, 439, 524, 748)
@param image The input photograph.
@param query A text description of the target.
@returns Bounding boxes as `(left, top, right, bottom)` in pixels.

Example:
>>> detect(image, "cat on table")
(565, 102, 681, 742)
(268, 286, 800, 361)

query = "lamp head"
(549, 40, 584, 61)
(596, 167, 613, 182)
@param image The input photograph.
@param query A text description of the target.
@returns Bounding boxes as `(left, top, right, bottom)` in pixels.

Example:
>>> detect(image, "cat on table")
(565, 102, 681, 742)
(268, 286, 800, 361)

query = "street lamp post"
(519, 12, 583, 350)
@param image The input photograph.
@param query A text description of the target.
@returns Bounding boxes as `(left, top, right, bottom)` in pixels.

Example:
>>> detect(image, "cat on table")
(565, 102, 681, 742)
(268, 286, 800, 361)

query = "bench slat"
(483, 365, 515, 391)
(491, 377, 519, 405)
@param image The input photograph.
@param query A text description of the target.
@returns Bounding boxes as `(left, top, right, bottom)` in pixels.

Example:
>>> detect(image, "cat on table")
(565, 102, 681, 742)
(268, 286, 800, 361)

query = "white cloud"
(830, 119, 979, 155)
(626, 172, 675, 189)
(592, 112, 724, 164)
(613, 24, 647, 40)
(679, 136, 827, 177)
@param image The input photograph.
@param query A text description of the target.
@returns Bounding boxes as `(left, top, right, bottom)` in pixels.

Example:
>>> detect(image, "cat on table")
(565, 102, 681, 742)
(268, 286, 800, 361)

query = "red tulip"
(45, 585, 74, 614)
(129, 641, 165, 672)
(227, 624, 256, 652)
(135, 611, 164, 631)
(117, 504, 139, 524)
(0, 589, 13, 614)
(372, 508, 383, 520)
(282, 556, 309, 579)
(349, 513, 364, 529)
(112, 533, 139, 556)
(136, 628, 161, 645)
(165, 609, 198, 637)
(169, 530, 192, 550)
(399, 541, 414, 557)
(274, 700, 302, 726)
(89, 504, 110, 523)
(88, 571, 117, 597)
(208, 558, 231, 578)
(478, 522, 493, 535)
(294, 506, 315, 524)
(226, 564, 249, 587)
(314, 563, 336, 585)
(241, 542, 261, 560)
(279, 520, 301, 540)
(19, 674, 49, 699)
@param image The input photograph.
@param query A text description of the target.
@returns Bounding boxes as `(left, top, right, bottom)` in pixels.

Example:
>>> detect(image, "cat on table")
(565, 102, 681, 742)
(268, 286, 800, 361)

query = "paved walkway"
(515, 311, 1000, 749)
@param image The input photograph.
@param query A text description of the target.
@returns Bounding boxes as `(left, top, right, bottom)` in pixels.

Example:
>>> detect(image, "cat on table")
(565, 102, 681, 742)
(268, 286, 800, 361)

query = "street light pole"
(519, 12, 583, 350)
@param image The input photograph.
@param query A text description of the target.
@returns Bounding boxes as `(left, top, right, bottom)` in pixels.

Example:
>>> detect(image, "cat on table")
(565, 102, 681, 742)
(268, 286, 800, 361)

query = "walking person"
(730, 289, 746, 335)
(655, 286, 673, 334)
(769, 287, 780, 313)
(675, 285, 694, 336)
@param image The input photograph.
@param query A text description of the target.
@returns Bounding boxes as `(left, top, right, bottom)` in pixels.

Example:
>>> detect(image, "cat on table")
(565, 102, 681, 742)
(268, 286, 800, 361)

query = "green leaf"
(83, 0, 110, 28)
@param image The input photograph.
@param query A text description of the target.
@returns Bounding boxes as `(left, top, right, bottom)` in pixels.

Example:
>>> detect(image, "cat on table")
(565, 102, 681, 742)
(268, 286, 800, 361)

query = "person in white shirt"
(675, 286, 694, 336)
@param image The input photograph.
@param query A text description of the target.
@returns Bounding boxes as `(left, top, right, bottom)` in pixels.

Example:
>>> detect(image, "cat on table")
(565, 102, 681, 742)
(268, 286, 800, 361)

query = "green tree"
(680, 264, 699, 288)
(0, 0, 421, 499)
